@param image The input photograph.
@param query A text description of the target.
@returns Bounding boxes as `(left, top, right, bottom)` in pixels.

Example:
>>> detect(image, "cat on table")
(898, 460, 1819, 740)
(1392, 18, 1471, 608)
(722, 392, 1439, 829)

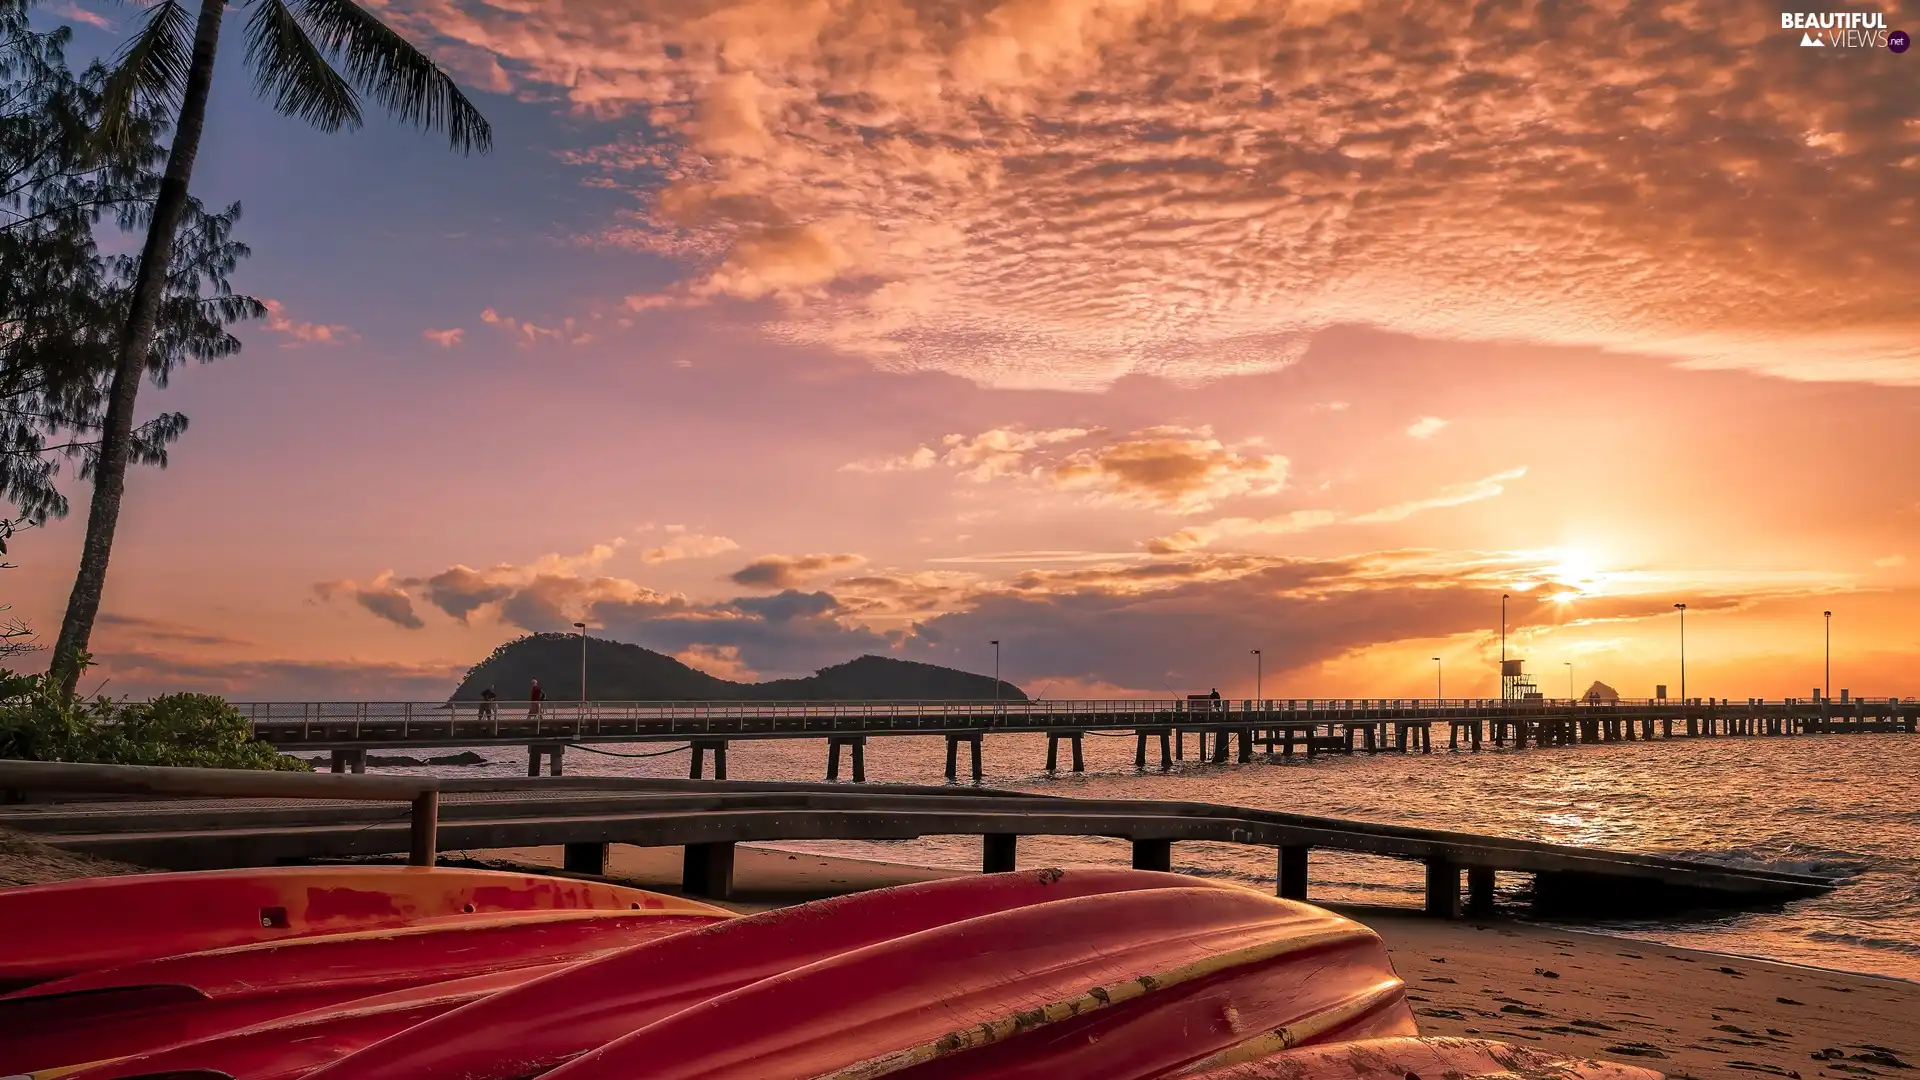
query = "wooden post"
(1070, 732, 1084, 773)
(1045, 734, 1059, 773)
(1466, 866, 1495, 916)
(330, 748, 347, 774)
(982, 832, 1017, 873)
(969, 734, 983, 782)
(1236, 727, 1252, 763)
(547, 746, 563, 777)
(408, 791, 438, 867)
(1158, 730, 1172, 771)
(563, 841, 606, 875)
(1132, 837, 1172, 872)
(945, 734, 960, 781)
(851, 737, 865, 782)
(682, 841, 735, 899)
(1276, 845, 1309, 900)
(348, 749, 366, 775)
(1424, 858, 1461, 917)
(1134, 731, 1148, 770)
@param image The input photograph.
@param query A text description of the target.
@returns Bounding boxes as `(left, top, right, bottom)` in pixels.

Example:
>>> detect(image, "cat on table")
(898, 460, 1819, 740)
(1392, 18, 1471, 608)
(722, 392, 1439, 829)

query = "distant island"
(451, 633, 1027, 702)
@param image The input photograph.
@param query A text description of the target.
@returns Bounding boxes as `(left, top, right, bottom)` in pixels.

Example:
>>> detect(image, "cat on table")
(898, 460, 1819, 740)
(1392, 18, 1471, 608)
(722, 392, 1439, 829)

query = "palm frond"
(93, 0, 193, 156)
(289, 0, 490, 154)
(245, 0, 362, 132)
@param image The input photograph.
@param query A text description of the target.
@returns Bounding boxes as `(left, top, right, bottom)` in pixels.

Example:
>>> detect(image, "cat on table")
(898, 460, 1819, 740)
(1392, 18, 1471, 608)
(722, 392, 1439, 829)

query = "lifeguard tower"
(1501, 658, 1540, 702)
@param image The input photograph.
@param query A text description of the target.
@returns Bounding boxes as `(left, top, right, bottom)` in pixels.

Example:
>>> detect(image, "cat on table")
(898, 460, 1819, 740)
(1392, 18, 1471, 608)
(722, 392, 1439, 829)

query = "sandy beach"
(479, 842, 1920, 1080)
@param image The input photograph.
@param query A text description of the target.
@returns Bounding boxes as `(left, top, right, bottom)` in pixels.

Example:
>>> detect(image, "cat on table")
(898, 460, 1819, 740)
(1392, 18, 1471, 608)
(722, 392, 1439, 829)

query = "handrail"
(0, 760, 439, 866)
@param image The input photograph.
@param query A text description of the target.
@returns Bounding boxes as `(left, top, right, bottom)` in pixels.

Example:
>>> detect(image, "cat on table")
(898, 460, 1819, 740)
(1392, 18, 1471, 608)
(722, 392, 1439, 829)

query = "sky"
(9, 0, 1918, 701)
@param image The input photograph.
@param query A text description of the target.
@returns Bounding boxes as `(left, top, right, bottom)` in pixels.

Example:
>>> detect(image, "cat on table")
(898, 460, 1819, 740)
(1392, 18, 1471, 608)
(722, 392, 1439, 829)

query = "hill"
(451, 633, 1026, 702)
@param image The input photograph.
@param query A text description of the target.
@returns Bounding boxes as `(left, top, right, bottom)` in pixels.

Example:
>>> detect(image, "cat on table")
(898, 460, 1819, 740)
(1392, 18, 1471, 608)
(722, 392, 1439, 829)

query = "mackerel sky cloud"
(387, 0, 1917, 389)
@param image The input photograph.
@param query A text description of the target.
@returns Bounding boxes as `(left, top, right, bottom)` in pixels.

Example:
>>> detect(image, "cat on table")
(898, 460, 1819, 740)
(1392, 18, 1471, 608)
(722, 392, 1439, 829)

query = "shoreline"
(468, 841, 1920, 1077)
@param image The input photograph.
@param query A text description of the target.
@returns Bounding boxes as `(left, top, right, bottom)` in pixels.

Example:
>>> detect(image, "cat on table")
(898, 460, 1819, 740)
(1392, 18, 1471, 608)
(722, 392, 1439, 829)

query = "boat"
(2, 866, 1663, 1079)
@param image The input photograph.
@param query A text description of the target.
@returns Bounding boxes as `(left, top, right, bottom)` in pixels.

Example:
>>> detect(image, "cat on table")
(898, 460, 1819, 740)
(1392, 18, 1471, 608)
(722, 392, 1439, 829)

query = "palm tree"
(48, 0, 490, 694)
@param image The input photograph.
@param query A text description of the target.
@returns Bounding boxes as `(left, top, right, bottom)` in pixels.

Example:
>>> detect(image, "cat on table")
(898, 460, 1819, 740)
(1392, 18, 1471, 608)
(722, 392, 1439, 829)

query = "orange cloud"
(1047, 426, 1288, 513)
(261, 299, 354, 347)
(423, 327, 465, 347)
(729, 553, 868, 590)
(386, 0, 1920, 389)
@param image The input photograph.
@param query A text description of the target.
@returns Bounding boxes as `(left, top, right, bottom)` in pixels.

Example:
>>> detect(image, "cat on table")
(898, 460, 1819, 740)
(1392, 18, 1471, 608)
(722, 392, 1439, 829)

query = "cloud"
(91, 650, 467, 700)
(844, 424, 1285, 512)
(1406, 416, 1449, 440)
(1143, 468, 1526, 551)
(423, 327, 465, 347)
(1314, 402, 1352, 413)
(94, 613, 249, 649)
(640, 532, 740, 563)
(1349, 467, 1529, 525)
(1046, 426, 1287, 513)
(1874, 554, 1906, 568)
(479, 307, 595, 346)
(314, 572, 424, 629)
(44, 1, 112, 30)
(729, 553, 867, 590)
(261, 299, 355, 347)
(385, 0, 1920, 390)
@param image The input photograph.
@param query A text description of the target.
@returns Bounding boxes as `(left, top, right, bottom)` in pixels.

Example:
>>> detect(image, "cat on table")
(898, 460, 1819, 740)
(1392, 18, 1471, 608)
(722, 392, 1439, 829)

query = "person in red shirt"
(528, 679, 544, 718)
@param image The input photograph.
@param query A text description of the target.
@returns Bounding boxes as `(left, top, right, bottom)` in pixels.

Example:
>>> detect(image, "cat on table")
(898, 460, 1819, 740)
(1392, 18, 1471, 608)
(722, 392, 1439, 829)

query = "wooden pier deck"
(233, 696, 1920, 780)
(0, 777, 1834, 919)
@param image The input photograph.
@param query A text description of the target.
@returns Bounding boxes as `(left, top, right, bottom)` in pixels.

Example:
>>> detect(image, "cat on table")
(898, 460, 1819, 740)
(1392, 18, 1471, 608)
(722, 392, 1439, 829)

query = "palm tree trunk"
(47, 0, 226, 697)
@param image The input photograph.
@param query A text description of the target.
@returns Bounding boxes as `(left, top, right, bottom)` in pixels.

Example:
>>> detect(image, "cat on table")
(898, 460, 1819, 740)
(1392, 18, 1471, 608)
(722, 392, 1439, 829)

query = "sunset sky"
(11, 0, 1917, 701)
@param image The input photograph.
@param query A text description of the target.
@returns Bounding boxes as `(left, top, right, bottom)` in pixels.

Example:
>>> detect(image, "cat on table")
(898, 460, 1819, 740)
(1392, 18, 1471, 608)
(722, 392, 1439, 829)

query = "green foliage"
(0, 0, 265, 526)
(0, 670, 306, 769)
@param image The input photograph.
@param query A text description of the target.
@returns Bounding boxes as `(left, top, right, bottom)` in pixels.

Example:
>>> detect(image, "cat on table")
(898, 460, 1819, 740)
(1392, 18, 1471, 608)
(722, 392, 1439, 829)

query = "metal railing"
(233, 696, 1916, 745)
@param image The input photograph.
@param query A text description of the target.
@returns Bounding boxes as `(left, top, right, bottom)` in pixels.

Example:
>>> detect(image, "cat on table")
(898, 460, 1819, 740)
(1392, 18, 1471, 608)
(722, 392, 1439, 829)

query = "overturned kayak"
(0, 865, 705, 989)
(3, 867, 1663, 1080)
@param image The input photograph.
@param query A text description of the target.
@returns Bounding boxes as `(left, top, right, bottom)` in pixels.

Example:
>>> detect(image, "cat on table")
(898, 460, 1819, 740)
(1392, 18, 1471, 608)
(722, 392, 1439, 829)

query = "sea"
(377, 731, 1920, 983)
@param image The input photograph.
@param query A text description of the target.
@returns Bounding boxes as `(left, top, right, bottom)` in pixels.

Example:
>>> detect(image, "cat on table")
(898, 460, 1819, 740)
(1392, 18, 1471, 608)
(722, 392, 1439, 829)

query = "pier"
(233, 696, 1920, 780)
(0, 773, 1834, 918)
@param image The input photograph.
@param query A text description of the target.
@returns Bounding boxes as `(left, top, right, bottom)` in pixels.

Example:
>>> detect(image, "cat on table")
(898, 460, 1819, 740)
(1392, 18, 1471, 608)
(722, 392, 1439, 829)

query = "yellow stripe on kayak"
(811, 924, 1383, 1080)
(1164, 978, 1412, 1076)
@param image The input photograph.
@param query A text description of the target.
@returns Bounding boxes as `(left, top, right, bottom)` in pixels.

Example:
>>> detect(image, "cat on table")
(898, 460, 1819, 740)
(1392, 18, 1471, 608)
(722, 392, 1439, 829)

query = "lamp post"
(1500, 593, 1509, 701)
(1673, 603, 1687, 703)
(1432, 657, 1442, 702)
(573, 622, 588, 704)
(1565, 661, 1573, 702)
(1824, 610, 1832, 700)
(1250, 648, 1262, 702)
(990, 640, 1001, 708)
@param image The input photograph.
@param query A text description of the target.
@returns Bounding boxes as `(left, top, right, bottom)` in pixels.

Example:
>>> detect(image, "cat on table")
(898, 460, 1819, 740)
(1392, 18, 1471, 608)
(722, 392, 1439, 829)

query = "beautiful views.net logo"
(1781, 11, 1910, 49)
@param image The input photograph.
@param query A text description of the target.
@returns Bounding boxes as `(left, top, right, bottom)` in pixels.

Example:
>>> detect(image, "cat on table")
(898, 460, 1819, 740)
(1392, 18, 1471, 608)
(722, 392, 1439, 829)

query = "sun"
(1546, 549, 1610, 598)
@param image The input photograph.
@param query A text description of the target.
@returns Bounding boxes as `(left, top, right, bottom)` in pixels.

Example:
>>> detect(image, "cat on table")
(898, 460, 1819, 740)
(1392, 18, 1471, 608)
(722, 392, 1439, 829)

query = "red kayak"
(0, 865, 705, 990)
(306, 867, 1225, 1080)
(2, 866, 1664, 1080)
(0, 909, 726, 1073)
(46, 964, 576, 1080)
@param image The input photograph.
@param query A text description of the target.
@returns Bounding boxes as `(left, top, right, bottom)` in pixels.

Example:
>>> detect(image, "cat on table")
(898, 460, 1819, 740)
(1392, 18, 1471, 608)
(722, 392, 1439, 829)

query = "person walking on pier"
(1209, 687, 1221, 713)
(479, 685, 498, 722)
(528, 679, 545, 718)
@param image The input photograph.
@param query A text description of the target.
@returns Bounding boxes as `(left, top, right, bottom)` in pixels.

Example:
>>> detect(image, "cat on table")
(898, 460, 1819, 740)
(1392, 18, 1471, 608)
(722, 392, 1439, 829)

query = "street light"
(1431, 657, 1442, 701)
(1565, 661, 1573, 702)
(1673, 603, 1687, 703)
(1824, 610, 1832, 700)
(1250, 649, 1262, 702)
(573, 622, 588, 703)
(1500, 593, 1509, 701)
(990, 640, 1001, 708)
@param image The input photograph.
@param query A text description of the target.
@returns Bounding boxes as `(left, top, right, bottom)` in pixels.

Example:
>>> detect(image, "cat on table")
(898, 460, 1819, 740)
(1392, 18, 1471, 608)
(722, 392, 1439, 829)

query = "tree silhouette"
(49, 0, 491, 694)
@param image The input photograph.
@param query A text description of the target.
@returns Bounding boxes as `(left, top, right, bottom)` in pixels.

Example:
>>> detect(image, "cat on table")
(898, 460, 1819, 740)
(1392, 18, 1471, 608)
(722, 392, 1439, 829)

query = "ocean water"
(380, 731, 1920, 982)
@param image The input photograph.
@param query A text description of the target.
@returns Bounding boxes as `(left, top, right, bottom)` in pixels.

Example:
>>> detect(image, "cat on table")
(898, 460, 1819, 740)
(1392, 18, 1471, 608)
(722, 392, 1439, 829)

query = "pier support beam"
(563, 841, 607, 876)
(1045, 732, 1085, 773)
(1276, 845, 1309, 900)
(690, 739, 728, 780)
(329, 748, 367, 774)
(1423, 858, 1462, 918)
(945, 733, 984, 782)
(983, 832, 1017, 873)
(1132, 837, 1172, 872)
(827, 736, 867, 782)
(1134, 730, 1173, 771)
(1237, 727, 1253, 763)
(1466, 866, 1496, 917)
(682, 841, 735, 899)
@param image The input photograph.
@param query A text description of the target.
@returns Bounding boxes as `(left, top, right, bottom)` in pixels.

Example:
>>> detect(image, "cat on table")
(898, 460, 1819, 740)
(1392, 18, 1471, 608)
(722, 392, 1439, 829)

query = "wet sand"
(485, 842, 1920, 1079)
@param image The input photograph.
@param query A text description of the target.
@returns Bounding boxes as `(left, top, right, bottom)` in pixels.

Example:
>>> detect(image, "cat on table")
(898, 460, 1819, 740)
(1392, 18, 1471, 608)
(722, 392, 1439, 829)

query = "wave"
(1801, 929, 1920, 957)
(1659, 845, 1872, 882)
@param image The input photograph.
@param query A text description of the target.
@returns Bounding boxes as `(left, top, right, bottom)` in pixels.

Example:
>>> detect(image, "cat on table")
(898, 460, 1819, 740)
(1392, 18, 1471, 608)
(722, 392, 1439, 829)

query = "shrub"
(0, 673, 306, 770)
